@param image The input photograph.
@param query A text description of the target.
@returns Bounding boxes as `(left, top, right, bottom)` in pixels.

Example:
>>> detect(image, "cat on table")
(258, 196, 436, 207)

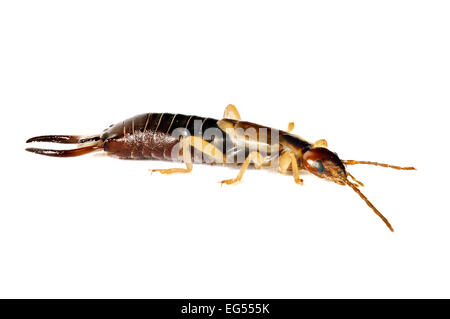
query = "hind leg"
(150, 136, 224, 175)
(150, 138, 192, 174)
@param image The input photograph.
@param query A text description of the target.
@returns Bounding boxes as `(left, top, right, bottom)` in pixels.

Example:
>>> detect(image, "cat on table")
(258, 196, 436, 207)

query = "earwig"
(26, 104, 416, 232)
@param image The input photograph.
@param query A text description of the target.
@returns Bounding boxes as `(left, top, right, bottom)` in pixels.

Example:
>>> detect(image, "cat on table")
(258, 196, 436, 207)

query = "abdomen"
(101, 113, 222, 160)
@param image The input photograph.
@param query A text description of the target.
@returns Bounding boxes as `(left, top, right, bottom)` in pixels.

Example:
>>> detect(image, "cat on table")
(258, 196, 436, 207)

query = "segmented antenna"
(343, 160, 416, 171)
(345, 179, 394, 232)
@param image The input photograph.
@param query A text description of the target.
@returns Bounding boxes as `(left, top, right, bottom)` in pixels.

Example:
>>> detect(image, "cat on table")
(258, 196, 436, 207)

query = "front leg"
(278, 151, 304, 185)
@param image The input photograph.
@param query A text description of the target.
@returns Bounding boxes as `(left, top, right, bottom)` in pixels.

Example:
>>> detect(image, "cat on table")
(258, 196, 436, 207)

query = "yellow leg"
(188, 136, 224, 164)
(287, 122, 295, 133)
(278, 151, 303, 185)
(220, 151, 264, 185)
(223, 104, 241, 120)
(151, 136, 224, 175)
(313, 139, 328, 148)
(289, 152, 303, 185)
(150, 138, 193, 174)
(278, 151, 292, 174)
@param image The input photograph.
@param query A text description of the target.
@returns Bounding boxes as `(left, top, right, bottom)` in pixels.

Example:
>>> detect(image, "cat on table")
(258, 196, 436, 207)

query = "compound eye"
(314, 160, 324, 173)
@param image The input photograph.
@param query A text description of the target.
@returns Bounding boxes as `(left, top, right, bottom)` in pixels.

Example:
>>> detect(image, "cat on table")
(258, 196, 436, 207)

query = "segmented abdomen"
(101, 113, 221, 160)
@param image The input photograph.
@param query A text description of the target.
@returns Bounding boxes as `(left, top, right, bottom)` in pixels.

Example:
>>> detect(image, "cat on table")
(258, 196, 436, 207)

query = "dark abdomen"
(101, 113, 221, 160)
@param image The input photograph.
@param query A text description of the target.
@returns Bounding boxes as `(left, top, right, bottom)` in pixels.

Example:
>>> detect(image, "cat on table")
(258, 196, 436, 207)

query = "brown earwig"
(26, 104, 416, 232)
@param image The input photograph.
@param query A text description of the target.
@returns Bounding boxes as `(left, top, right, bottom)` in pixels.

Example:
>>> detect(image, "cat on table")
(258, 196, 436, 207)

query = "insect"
(26, 104, 415, 232)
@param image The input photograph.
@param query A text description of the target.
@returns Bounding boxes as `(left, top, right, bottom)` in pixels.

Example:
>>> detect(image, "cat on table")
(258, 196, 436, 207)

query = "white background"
(0, 1, 449, 298)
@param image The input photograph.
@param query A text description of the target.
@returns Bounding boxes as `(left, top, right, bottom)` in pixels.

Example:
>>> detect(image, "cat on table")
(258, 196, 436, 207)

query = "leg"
(278, 151, 304, 185)
(313, 139, 328, 148)
(278, 151, 292, 174)
(150, 137, 193, 174)
(289, 152, 303, 185)
(151, 136, 224, 175)
(220, 151, 264, 185)
(287, 122, 295, 133)
(223, 104, 241, 120)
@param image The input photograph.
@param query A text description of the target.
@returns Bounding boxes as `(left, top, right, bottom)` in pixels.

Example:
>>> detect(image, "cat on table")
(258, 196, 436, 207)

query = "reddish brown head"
(302, 147, 347, 185)
(300, 146, 417, 232)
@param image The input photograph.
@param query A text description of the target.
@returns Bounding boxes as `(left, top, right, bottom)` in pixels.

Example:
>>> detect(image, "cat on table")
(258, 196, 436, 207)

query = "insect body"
(26, 104, 415, 232)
